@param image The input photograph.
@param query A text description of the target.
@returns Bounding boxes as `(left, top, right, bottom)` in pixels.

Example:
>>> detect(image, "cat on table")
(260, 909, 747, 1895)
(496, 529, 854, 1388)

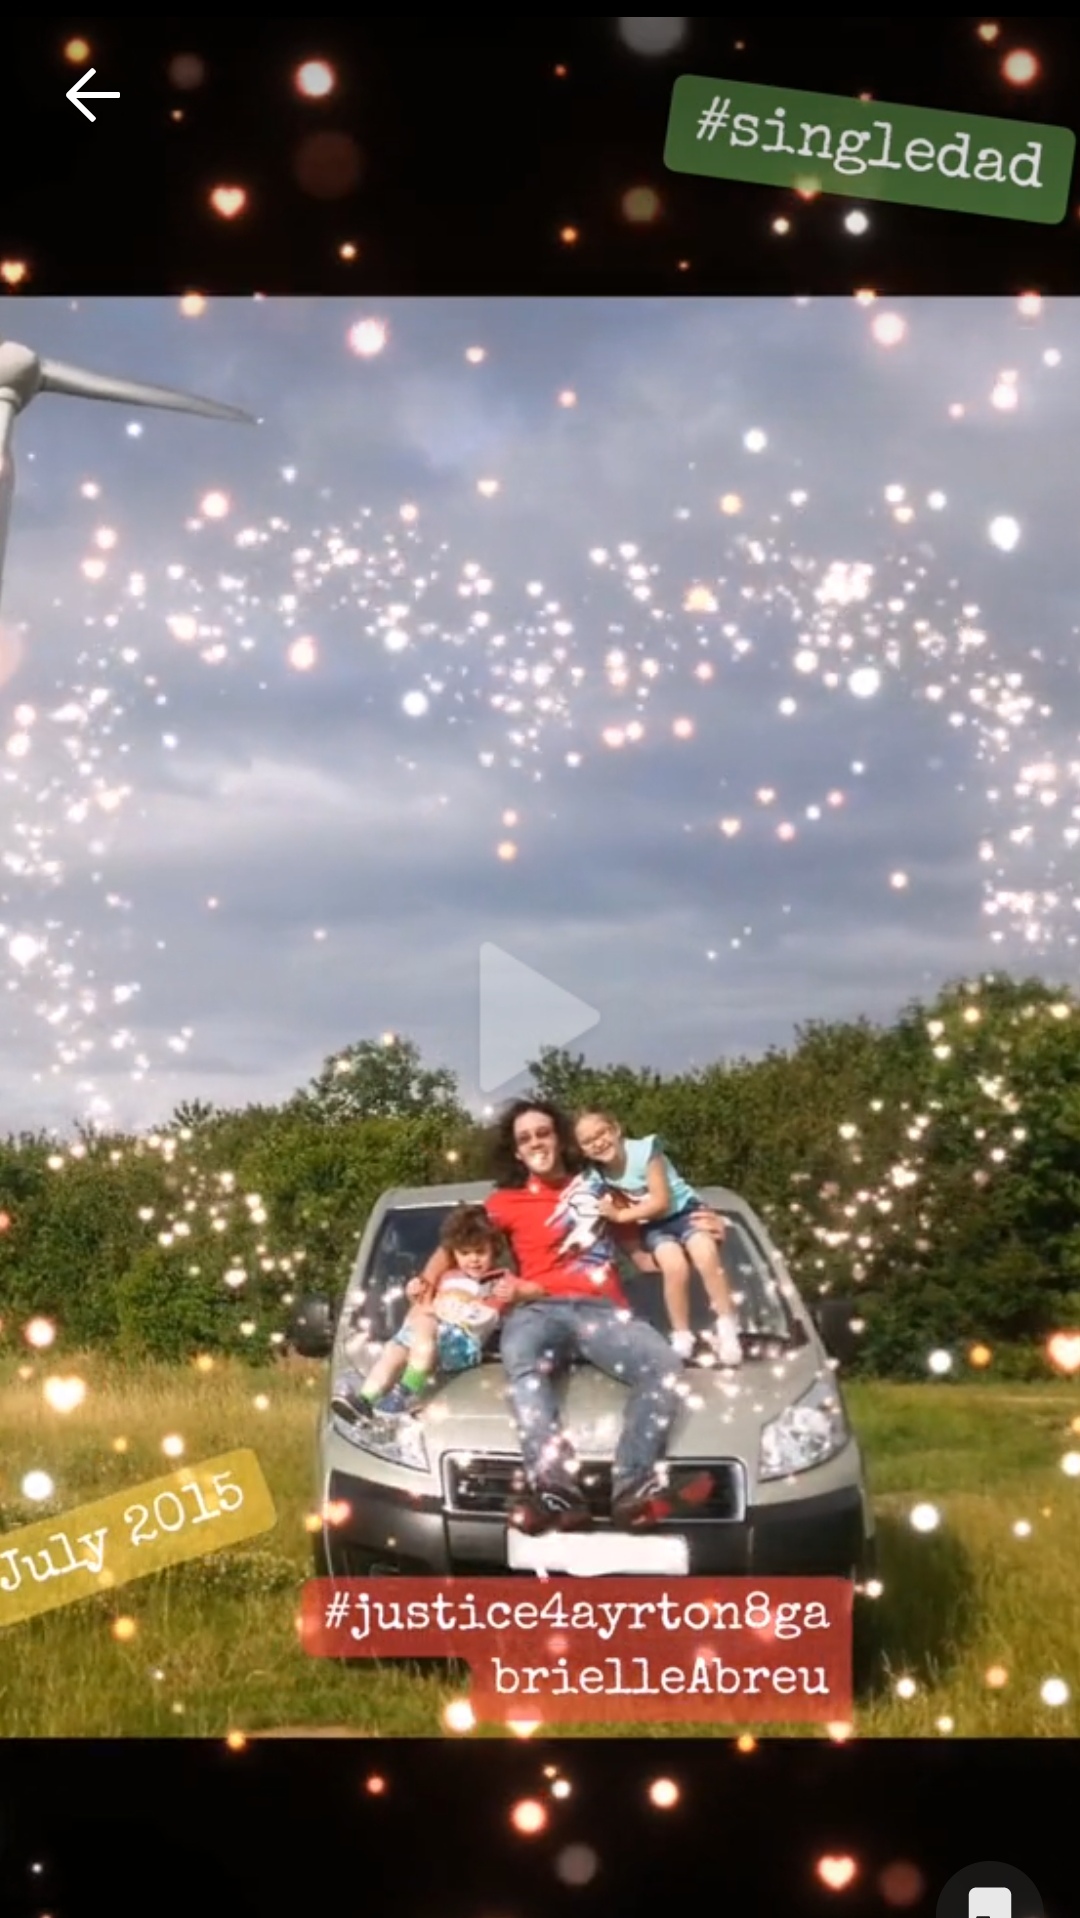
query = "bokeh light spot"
(294, 131, 363, 198)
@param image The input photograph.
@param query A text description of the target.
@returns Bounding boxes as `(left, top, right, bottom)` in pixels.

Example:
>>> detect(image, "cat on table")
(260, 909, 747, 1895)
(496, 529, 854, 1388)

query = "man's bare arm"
(416, 1245, 453, 1299)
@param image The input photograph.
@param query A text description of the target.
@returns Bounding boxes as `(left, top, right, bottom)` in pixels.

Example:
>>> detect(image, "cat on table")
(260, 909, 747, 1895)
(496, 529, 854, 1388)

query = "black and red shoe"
(508, 1480, 593, 1536)
(611, 1469, 713, 1529)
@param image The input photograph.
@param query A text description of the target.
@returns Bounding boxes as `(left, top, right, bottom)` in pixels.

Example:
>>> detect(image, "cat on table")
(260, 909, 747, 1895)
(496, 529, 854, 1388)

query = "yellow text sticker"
(0, 1448, 276, 1628)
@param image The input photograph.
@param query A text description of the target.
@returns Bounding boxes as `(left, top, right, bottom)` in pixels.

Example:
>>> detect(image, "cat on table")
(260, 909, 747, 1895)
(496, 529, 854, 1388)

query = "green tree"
(170, 1098, 218, 1132)
(114, 1246, 242, 1363)
(295, 1035, 465, 1124)
(2, 973, 1077, 1374)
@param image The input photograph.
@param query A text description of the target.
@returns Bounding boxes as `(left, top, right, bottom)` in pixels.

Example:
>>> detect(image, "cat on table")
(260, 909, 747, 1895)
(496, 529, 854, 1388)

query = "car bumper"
(322, 1468, 871, 1579)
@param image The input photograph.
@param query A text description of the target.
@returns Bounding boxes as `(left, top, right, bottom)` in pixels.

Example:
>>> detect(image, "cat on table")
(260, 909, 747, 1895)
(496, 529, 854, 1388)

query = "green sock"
(401, 1365, 428, 1395)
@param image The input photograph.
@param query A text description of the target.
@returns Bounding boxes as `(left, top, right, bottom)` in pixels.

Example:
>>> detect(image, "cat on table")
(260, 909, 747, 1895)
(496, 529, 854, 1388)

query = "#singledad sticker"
(0, 1447, 276, 1627)
(665, 76, 1075, 223)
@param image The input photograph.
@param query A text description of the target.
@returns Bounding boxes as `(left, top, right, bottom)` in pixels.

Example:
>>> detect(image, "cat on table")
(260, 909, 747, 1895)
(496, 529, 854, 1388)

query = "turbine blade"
(38, 358, 255, 424)
(0, 400, 16, 617)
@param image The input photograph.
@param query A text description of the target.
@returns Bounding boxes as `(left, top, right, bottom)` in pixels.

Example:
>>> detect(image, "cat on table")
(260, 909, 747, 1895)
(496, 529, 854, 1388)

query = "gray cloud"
(1, 296, 1077, 1132)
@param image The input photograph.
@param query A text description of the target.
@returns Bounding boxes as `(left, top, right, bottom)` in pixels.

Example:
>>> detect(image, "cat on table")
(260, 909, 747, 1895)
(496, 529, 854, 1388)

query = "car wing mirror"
(288, 1294, 335, 1359)
(813, 1299, 862, 1368)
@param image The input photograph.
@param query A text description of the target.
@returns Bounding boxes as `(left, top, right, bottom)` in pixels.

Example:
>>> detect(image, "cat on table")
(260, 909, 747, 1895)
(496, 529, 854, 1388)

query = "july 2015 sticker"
(0, 1447, 276, 1626)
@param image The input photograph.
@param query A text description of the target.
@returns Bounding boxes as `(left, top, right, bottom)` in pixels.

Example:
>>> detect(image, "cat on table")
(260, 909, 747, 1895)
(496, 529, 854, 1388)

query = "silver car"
(290, 1181, 876, 1580)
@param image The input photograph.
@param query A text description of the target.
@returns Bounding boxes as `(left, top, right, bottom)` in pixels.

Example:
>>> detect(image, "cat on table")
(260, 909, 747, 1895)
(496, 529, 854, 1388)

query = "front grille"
(442, 1454, 745, 1522)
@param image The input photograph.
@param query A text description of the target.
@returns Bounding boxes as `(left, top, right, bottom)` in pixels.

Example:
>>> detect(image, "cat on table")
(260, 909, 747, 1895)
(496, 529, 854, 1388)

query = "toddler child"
(331, 1203, 508, 1422)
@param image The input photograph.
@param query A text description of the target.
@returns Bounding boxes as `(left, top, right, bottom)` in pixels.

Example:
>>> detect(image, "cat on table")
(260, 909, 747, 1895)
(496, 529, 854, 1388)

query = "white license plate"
(506, 1530, 690, 1576)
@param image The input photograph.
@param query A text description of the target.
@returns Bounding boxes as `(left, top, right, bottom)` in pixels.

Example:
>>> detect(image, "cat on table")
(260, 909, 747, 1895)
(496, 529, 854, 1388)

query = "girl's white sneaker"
(712, 1315, 743, 1367)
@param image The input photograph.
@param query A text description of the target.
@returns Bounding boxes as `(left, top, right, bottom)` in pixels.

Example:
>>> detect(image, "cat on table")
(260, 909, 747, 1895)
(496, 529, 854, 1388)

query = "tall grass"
(0, 1356, 1076, 1735)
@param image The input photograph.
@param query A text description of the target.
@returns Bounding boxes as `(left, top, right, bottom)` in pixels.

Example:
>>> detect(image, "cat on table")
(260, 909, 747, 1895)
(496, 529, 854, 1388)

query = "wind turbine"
(0, 338, 255, 615)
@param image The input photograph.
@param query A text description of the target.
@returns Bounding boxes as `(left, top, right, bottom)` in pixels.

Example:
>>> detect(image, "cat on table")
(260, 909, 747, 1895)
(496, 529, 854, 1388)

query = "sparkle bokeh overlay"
(3, 20, 1080, 292)
(0, 1739, 1070, 1917)
(0, 294, 1080, 1740)
(3, 7, 1080, 1861)
(3, 294, 1080, 1128)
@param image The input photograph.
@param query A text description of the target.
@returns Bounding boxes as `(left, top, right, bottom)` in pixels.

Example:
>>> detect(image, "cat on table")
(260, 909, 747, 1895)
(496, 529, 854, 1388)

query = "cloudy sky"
(1, 295, 1077, 1133)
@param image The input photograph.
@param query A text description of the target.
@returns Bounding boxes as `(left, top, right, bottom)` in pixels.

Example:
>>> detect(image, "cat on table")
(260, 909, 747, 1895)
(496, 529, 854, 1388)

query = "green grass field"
(1, 1354, 1077, 1737)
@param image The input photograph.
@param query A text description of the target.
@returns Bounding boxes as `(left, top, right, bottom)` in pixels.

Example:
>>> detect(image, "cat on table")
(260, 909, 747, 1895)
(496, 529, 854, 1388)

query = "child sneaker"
(670, 1329, 695, 1360)
(376, 1384, 419, 1417)
(330, 1377, 376, 1425)
(711, 1315, 743, 1367)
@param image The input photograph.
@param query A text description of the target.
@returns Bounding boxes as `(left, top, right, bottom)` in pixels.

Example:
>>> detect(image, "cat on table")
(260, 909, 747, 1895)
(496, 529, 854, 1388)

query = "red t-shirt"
(485, 1175, 628, 1306)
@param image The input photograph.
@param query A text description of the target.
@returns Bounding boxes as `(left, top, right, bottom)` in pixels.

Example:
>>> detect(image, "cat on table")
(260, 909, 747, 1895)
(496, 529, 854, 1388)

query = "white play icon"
(478, 943, 599, 1094)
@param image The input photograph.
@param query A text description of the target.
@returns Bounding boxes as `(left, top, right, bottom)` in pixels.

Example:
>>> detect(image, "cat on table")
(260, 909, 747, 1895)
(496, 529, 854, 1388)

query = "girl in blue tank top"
(574, 1109, 742, 1367)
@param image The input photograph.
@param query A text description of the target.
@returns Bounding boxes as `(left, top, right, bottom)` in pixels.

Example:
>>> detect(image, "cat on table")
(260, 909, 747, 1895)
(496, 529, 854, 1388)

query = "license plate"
(506, 1530, 690, 1576)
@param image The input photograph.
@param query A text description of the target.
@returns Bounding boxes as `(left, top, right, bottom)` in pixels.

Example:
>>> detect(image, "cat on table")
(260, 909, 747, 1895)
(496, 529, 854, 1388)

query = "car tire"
(310, 1532, 466, 1678)
(312, 1531, 397, 1580)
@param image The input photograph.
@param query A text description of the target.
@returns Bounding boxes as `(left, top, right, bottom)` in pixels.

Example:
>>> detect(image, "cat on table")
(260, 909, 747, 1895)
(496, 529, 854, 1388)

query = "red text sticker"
(301, 1576, 853, 1725)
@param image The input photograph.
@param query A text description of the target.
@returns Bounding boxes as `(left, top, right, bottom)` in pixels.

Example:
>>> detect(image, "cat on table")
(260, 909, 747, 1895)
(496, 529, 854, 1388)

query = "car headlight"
(759, 1373, 848, 1481)
(331, 1410, 429, 1473)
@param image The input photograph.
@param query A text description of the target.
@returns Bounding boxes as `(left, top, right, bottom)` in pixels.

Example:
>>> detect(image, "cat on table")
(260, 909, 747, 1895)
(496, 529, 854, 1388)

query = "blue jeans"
(499, 1298, 684, 1497)
(640, 1201, 704, 1253)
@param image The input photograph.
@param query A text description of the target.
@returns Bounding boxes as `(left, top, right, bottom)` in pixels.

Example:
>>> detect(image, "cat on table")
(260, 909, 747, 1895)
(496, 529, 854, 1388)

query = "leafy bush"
(1, 991, 1077, 1378)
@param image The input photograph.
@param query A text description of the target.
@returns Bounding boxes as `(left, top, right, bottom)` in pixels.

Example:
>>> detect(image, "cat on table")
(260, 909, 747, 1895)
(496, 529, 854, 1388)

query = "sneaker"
(375, 1384, 419, 1417)
(330, 1384, 377, 1425)
(508, 1480, 593, 1536)
(611, 1474, 672, 1529)
(670, 1329, 695, 1360)
(711, 1314, 743, 1367)
(611, 1468, 714, 1528)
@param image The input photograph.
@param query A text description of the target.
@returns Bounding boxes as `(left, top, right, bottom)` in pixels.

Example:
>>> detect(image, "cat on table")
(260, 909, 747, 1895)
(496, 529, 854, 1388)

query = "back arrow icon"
(66, 68, 120, 122)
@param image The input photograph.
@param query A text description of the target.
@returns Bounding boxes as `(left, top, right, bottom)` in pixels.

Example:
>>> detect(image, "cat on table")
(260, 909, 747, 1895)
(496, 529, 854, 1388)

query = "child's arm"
(600, 1146, 672, 1224)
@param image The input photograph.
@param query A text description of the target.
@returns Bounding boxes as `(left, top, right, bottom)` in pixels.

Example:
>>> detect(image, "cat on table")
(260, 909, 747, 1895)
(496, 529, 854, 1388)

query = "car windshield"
(340, 1205, 451, 1344)
(344, 1202, 796, 1346)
